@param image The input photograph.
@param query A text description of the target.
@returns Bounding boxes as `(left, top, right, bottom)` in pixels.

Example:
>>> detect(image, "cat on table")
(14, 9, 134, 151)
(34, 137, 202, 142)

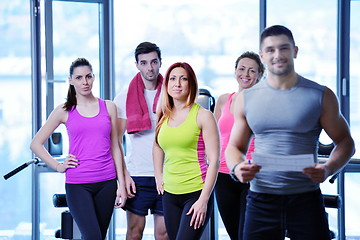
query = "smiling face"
(260, 34, 298, 77)
(167, 67, 190, 101)
(69, 65, 94, 96)
(235, 57, 262, 90)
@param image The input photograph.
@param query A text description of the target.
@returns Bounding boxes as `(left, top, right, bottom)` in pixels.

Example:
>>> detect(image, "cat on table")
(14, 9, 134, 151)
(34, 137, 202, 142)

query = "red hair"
(155, 62, 198, 142)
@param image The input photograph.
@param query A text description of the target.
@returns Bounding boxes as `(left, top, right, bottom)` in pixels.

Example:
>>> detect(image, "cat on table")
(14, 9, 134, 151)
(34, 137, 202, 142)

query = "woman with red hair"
(153, 62, 219, 240)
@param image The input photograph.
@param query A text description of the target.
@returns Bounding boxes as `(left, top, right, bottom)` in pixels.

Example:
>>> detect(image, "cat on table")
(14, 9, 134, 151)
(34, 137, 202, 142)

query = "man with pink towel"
(114, 42, 168, 240)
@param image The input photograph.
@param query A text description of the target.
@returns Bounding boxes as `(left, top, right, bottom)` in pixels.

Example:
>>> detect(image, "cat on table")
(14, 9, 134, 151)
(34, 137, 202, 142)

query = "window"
(267, 0, 337, 91)
(349, 1, 360, 158)
(114, 0, 260, 98)
(0, 0, 32, 237)
(346, 1, 360, 238)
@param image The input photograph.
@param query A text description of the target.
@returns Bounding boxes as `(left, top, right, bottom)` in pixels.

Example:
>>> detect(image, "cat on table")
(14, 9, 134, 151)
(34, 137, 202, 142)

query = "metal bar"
(336, 0, 351, 239)
(45, 0, 54, 116)
(99, 0, 114, 100)
(30, 0, 42, 239)
(337, 0, 350, 121)
(259, 0, 266, 35)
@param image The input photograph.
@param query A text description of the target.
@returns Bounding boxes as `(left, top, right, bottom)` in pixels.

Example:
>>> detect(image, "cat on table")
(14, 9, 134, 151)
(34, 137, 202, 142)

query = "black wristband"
(229, 162, 241, 182)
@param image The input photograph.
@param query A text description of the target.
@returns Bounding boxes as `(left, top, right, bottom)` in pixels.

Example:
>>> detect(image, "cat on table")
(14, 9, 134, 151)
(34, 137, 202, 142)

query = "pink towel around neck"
(126, 72, 163, 134)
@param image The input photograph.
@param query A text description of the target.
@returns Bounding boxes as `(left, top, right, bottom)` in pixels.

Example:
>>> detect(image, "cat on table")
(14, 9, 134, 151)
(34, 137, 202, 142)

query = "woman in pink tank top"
(214, 52, 264, 240)
(30, 58, 127, 239)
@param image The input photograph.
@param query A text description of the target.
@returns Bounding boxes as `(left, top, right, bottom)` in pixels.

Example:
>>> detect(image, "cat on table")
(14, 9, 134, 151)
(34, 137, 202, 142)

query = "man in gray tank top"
(225, 25, 355, 240)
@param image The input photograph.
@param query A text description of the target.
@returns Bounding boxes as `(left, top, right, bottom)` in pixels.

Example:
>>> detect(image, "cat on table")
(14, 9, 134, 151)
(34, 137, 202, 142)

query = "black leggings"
(65, 179, 117, 240)
(215, 172, 249, 240)
(163, 190, 214, 240)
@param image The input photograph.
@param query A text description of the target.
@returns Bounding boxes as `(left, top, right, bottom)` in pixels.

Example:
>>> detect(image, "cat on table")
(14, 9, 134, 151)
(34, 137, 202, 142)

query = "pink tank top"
(218, 93, 254, 174)
(65, 98, 116, 184)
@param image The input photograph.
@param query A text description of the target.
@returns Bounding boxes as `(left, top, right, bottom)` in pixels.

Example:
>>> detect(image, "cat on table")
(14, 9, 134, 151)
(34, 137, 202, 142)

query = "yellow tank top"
(158, 104, 207, 194)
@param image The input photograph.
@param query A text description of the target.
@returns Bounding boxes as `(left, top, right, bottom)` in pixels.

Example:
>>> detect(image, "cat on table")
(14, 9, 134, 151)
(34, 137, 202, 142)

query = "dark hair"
(63, 58, 93, 111)
(155, 62, 198, 141)
(235, 51, 265, 77)
(135, 42, 161, 63)
(260, 25, 295, 47)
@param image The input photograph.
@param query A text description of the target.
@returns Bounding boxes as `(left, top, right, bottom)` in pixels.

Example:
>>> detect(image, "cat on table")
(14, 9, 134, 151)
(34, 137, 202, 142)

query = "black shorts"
(122, 176, 164, 216)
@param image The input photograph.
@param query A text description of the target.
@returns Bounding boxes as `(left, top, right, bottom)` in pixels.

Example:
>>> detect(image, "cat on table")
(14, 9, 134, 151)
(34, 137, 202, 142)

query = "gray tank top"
(244, 75, 325, 194)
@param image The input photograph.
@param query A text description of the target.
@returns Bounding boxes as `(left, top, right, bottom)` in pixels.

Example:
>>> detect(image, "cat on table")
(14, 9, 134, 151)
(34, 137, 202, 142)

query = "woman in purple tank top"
(30, 58, 127, 240)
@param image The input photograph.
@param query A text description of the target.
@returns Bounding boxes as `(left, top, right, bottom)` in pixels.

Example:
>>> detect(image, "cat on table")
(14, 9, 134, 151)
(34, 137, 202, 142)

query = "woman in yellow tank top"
(153, 62, 220, 240)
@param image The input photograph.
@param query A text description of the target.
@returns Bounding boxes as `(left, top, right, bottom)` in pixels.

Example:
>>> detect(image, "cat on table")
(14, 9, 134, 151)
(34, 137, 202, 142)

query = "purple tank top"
(65, 98, 116, 184)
